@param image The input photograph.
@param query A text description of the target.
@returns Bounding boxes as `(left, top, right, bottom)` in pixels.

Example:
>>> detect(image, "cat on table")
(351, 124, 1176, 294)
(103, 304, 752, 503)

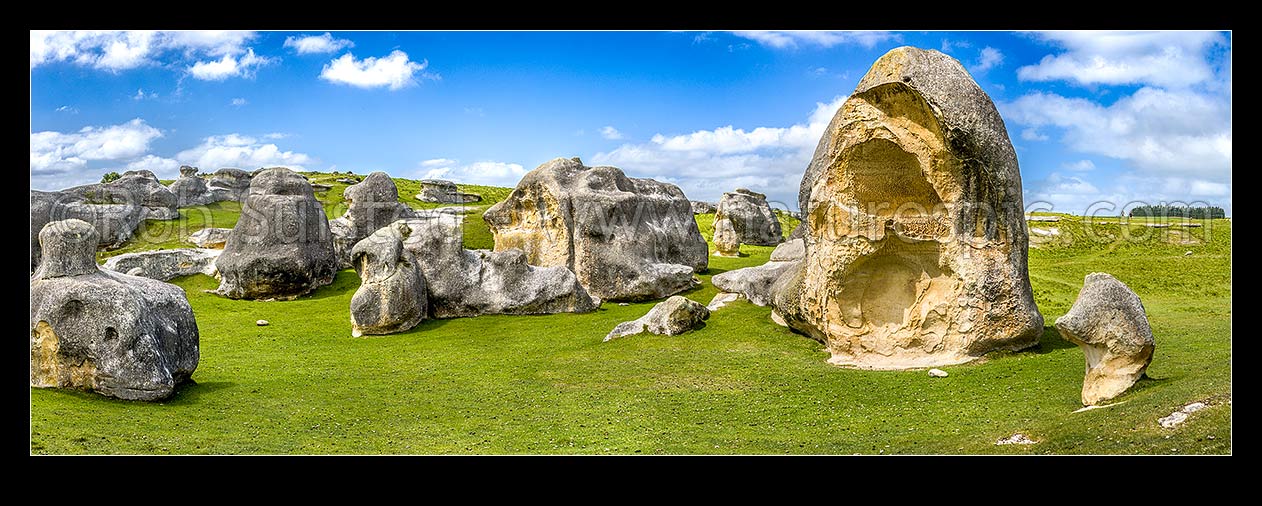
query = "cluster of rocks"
(169, 166, 251, 207)
(714, 188, 781, 247)
(30, 170, 179, 268)
(416, 179, 482, 204)
(330, 172, 421, 267)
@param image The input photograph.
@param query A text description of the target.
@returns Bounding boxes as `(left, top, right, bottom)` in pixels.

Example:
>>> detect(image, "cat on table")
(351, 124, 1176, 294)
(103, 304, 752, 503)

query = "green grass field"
(32, 177, 1231, 454)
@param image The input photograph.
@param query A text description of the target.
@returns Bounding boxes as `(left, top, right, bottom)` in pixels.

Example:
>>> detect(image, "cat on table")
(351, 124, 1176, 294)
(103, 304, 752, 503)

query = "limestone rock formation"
(771, 46, 1043, 369)
(769, 238, 805, 262)
(483, 157, 708, 301)
(604, 295, 710, 341)
(101, 248, 221, 281)
(713, 217, 741, 257)
(416, 179, 482, 204)
(207, 168, 253, 201)
(31, 190, 145, 269)
(400, 215, 598, 318)
(60, 170, 179, 220)
(691, 200, 717, 214)
(1055, 273, 1155, 406)
(329, 171, 418, 267)
(350, 222, 427, 336)
(715, 188, 782, 246)
(189, 227, 233, 249)
(214, 167, 338, 300)
(169, 165, 224, 207)
(712, 238, 804, 306)
(30, 219, 199, 401)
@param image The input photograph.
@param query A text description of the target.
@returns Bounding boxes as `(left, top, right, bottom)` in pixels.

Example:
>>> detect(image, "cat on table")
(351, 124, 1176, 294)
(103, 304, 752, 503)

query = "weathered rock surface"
(484, 157, 708, 301)
(769, 238, 805, 262)
(31, 190, 145, 268)
(207, 168, 253, 201)
(713, 217, 741, 257)
(691, 200, 717, 214)
(169, 165, 226, 207)
(61, 170, 180, 221)
(711, 257, 800, 307)
(350, 222, 427, 336)
(101, 248, 221, 281)
(400, 215, 598, 318)
(215, 167, 337, 300)
(715, 188, 782, 246)
(1055, 273, 1155, 406)
(604, 295, 710, 341)
(189, 227, 233, 249)
(30, 219, 199, 401)
(771, 46, 1044, 369)
(416, 179, 482, 204)
(329, 171, 418, 267)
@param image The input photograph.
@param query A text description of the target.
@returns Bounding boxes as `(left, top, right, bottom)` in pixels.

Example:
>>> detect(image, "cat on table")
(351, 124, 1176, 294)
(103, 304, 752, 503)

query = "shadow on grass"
(1032, 326, 1078, 353)
(300, 270, 361, 300)
(168, 380, 236, 404)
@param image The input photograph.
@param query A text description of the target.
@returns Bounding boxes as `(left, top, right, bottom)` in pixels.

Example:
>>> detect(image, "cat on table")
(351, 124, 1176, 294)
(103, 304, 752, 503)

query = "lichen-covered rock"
(713, 217, 741, 257)
(400, 215, 598, 318)
(207, 168, 252, 201)
(30, 219, 199, 401)
(214, 167, 337, 300)
(1055, 273, 1155, 406)
(604, 295, 710, 341)
(101, 248, 221, 281)
(350, 222, 427, 336)
(416, 179, 482, 204)
(189, 227, 233, 249)
(329, 171, 418, 267)
(771, 46, 1043, 369)
(64, 170, 180, 221)
(483, 157, 708, 301)
(691, 200, 717, 214)
(715, 188, 781, 246)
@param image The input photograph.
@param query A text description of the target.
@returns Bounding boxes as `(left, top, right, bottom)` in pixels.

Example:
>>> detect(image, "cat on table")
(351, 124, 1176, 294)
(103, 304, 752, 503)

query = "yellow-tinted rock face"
(773, 46, 1043, 369)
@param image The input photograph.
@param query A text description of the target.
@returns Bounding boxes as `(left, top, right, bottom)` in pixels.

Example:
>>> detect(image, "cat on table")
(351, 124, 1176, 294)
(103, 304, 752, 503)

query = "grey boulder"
(31, 190, 144, 263)
(416, 179, 482, 204)
(604, 295, 710, 341)
(715, 188, 781, 246)
(207, 168, 253, 202)
(1055, 273, 1156, 406)
(350, 222, 427, 336)
(713, 217, 741, 257)
(30, 219, 199, 401)
(329, 171, 418, 267)
(101, 248, 221, 281)
(169, 165, 226, 207)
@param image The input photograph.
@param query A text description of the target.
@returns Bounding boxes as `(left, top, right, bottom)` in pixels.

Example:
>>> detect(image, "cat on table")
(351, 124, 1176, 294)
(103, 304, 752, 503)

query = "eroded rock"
(715, 188, 781, 246)
(1055, 273, 1155, 406)
(101, 248, 221, 281)
(189, 227, 233, 249)
(329, 171, 418, 267)
(207, 168, 253, 202)
(350, 222, 427, 336)
(691, 200, 717, 214)
(416, 179, 482, 204)
(713, 217, 741, 257)
(604, 295, 710, 341)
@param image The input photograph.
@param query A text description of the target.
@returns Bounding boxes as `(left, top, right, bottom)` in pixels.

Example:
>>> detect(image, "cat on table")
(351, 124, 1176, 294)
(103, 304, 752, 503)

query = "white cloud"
(124, 154, 180, 176)
(1018, 31, 1227, 88)
(231, 97, 248, 106)
(1025, 172, 1231, 216)
(1020, 128, 1048, 141)
(31, 30, 257, 71)
(1062, 159, 1095, 171)
(30, 118, 165, 189)
(420, 158, 457, 167)
(599, 126, 624, 140)
(263, 132, 287, 140)
(941, 38, 971, 53)
(188, 48, 272, 80)
(591, 96, 847, 208)
(55, 105, 78, 114)
(162, 31, 257, 57)
(971, 46, 1004, 73)
(133, 88, 156, 100)
(319, 50, 433, 90)
(283, 32, 354, 55)
(730, 30, 895, 49)
(176, 133, 314, 171)
(416, 159, 527, 187)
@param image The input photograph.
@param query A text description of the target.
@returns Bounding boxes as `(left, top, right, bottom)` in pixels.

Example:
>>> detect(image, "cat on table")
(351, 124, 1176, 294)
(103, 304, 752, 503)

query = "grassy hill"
(36, 176, 1231, 454)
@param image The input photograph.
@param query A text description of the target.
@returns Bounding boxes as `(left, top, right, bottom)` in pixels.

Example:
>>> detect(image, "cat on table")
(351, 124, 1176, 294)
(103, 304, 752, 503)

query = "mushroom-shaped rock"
(350, 222, 427, 336)
(483, 157, 708, 301)
(713, 217, 741, 257)
(30, 219, 200, 401)
(715, 188, 782, 246)
(1055, 273, 1155, 406)
(101, 248, 221, 281)
(329, 171, 418, 267)
(214, 167, 338, 300)
(604, 295, 710, 341)
(771, 46, 1043, 369)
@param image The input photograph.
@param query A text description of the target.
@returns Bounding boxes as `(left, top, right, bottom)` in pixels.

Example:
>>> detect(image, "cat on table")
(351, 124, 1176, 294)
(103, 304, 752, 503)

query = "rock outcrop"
(189, 227, 232, 249)
(350, 222, 427, 336)
(169, 166, 224, 207)
(400, 215, 598, 318)
(483, 157, 708, 301)
(691, 200, 717, 214)
(712, 238, 803, 306)
(31, 190, 145, 268)
(207, 168, 252, 202)
(604, 295, 710, 341)
(214, 167, 337, 300)
(30, 219, 199, 401)
(416, 179, 482, 204)
(1055, 273, 1156, 406)
(101, 248, 221, 281)
(329, 171, 418, 267)
(771, 46, 1043, 369)
(715, 188, 781, 246)
(713, 217, 741, 257)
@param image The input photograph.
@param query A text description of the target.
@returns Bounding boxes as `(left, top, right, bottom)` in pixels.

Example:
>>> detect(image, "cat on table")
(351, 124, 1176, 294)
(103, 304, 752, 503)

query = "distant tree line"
(1129, 205, 1225, 219)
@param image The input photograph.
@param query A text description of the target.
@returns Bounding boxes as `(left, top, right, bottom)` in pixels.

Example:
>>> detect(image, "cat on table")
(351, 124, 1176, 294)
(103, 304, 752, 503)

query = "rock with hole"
(101, 248, 221, 281)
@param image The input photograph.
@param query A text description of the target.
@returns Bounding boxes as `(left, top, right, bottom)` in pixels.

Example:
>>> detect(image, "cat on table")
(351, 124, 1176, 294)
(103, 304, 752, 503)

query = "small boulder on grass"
(604, 296, 710, 342)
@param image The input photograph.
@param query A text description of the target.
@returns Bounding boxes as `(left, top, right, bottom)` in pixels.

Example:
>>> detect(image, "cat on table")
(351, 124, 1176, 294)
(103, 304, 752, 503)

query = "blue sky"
(30, 30, 1232, 214)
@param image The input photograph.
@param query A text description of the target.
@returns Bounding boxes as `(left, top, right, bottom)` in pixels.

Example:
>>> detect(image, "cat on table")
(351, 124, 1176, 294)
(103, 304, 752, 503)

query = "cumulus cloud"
(416, 159, 527, 187)
(30, 118, 165, 189)
(599, 126, 624, 140)
(133, 88, 156, 100)
(176, 133, 314, 171)
(1062, 159, 1095, 171)
(31, 30, 257, 71)
(941, 38, 971, 53)
(971, 46, 1004, 73)
(283, 32, 354, 55)
(55, 105, 78, 114)
(319, 50, 433, 90)
(1025, 172, 1231, 216)
(124, 154, 180, 175)
(591, 96, 847, 208)
(730, 30, 896, 49)
(1018, 31, 1227, 88)
(188, 48, 272, 80)
(1020, 127, 1049, 141)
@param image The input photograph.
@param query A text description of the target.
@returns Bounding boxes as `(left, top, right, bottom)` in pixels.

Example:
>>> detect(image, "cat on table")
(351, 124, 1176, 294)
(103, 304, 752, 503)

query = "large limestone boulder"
(712, 238, 804, 306)
(416, 179, 482, 204)
(713, 217, 741, 257)
(329, 171, 418, 267)
(1055, 273, 1155, 406)
(400, 215, 598, 318)
(169, 165, 224, 207)
(604, 295, 710, 341)
(101, 248, 221, 281)
(350, 222, 427, 337)
(207, 168, 252, 201)
(30, 190, 144, 266)
(771, 46, 1043, 369)
(189, 227, 232, 249)
(214, 167, 338, 300)
(30, 219, 200, 401)
(483, 157, 708, 301)
(715, 188, 781, 246)
(63, 170, 180, 221)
